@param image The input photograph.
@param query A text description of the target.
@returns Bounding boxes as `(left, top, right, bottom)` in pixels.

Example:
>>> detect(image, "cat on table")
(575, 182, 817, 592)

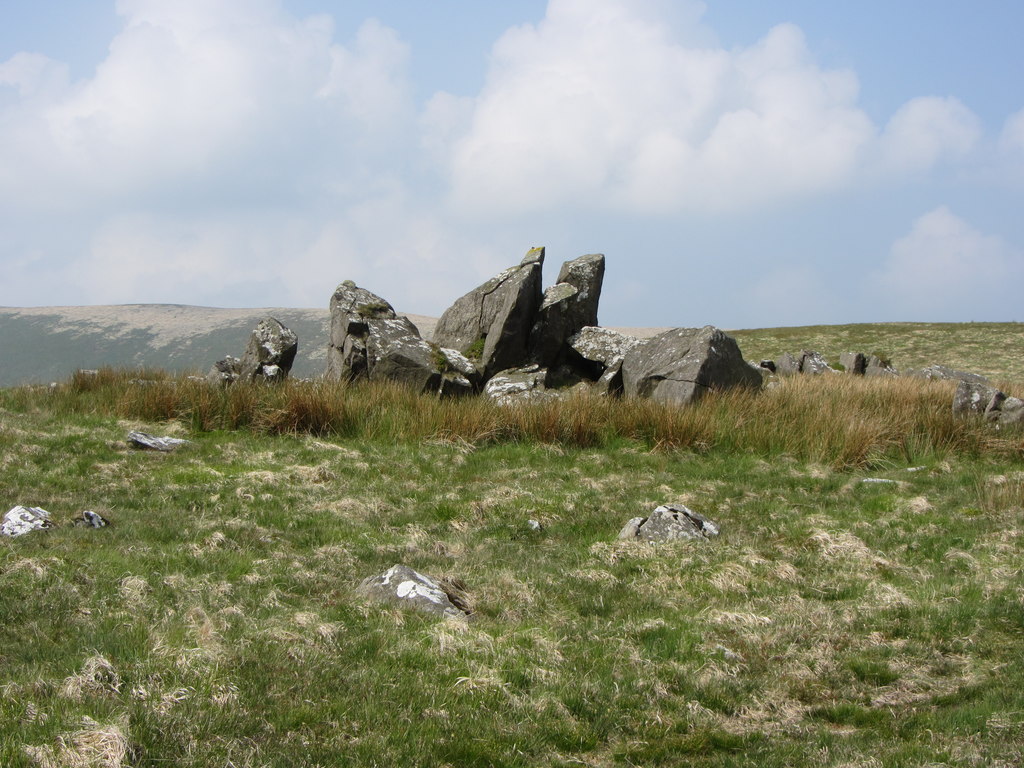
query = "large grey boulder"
(357, 565, 470, 619)
(326, 282, 474, 395)
(2, 506, 54, 537)
(556, 253, 605, 327)
(839, 352, 867, 375)
(433, 248, 544, 379)
(952, 379, 1002, 415)
(621, 326, 761, 405)
(327, 282, 398, 381)
(238, 317, 298, 383)
(617, 504, 720, 542)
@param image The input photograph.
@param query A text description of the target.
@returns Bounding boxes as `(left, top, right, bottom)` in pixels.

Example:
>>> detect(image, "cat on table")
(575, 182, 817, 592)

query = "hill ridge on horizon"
(2, 304, 1022, 387)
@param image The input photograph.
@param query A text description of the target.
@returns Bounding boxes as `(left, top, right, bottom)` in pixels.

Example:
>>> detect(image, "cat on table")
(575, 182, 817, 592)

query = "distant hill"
(1, 306, 1021, 387)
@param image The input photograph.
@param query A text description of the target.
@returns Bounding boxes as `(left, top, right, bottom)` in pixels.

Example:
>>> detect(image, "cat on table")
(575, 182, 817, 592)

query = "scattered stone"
(775, 352, 801, 375)
(127, 431, 191, 452)
(621, 326, 761, 405)
(800, 350, 834, 375)
(567, 326, 642, 369)
(356, 565, 470, 619)
(75, 511, 109, 528)
(433, 247, 545, 379)
(527, 519, 542, 531)
(907, 364, 989, 384)
(861, 478, 897, 484)
(618, 504, 720, 542)
(238, 317, 298, 383)
(2, 506, 53, 537)
(759, 359, 777, 373)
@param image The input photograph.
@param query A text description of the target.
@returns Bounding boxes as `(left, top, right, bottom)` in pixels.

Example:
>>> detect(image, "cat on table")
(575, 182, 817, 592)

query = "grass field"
(2, 328, 1023, 766)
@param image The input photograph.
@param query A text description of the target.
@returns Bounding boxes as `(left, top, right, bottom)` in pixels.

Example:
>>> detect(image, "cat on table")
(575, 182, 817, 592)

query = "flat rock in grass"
(618, 504, 720, 542)
(2, 506, 54, 537)
(127, 431, 191, 452)
(357, 565, 469, 619)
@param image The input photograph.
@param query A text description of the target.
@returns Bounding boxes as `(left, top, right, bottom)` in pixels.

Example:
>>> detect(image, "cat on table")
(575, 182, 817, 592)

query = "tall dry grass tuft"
(17, 367, 1024, 466)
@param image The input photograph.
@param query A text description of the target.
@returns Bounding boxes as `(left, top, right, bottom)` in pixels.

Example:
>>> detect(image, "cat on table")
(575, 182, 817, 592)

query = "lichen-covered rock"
(357, 565, 469, 619)
(483, 365, 551, 405)
(621, 326, 761, 405)
(433, 248, 544, 379)
(128, 431, 191, 452)
(207, 355, 241, 386)
(952, 379, 1002, 415)
(75, 510, 109, 528)
(556, 253, 605, 327)
(617, 504, 720, 541)
(327, 282, 397, 381)
(2, 506, 53, 537)
(567, 327, 642, 368)
(990, 396, 1024, 426)
(800, 351, 834, 375)
(907, 364, 989, 384)
(238, 317, 298, 383)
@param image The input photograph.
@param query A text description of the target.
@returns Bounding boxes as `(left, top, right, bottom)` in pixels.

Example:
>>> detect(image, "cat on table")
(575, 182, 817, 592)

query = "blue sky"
(2, 0, 1022, 329)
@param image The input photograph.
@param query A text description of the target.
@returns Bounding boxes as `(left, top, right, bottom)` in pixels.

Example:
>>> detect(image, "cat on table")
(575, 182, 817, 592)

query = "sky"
(1, 0, 1023, 329)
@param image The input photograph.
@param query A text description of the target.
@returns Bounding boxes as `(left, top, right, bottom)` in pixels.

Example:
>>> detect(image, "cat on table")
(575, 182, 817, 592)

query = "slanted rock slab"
(2, 506, 54, 537)
(357, 565, 469, 619)
(618, 504, 720, 542)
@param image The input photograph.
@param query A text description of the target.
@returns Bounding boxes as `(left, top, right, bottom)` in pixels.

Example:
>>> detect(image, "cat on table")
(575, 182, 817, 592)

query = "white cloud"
(448, 0, 878, 215)
(877, 96, 980, 173)
(999, 108, 1024, 155)
(872, 207, 1022, 320)
(0, 0, 413, 210)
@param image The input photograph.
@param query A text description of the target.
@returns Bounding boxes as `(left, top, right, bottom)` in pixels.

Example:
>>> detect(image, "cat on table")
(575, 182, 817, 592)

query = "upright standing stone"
(433, 248, 545, 380)
(238, 317, 298, 383)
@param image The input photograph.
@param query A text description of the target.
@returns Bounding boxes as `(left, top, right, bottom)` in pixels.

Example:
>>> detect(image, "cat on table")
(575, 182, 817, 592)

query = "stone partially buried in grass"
(618, 504, 720, 542)
(2, 505, 54, 537)
(127, 431, 191, 452)
(357, 565, 471, 620)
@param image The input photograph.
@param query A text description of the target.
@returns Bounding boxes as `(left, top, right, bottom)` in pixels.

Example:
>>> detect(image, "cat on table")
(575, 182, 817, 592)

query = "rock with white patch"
(207, 355, 242, 386)
(621, 326, 761, 405)
(128, 431, 191, 452)
(2, 506, 54, 537)
(238, 317, 298, 383)
(617, 504, 720, 542)
(75, 510, 109, 528)
(357, 565, 469, 619)
(952, 379, 1002, 415)
(433, 247, 545, 379)
(528, 253, 606, 367)
(483, 365, 552, 405)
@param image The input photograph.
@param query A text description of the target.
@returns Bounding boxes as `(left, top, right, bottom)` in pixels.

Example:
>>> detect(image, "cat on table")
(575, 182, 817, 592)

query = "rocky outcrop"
(238, 317, 298, 383)
(433, 248, 544, 379)
(908, 364, 989, 384)
(326, 281, 478, 395)
(621, 326, 761, 405)
(839, 352, 866, 375)
(777, 350, 834, 375)
(357, 565, 470, 619)
(617, 504, 720, 542)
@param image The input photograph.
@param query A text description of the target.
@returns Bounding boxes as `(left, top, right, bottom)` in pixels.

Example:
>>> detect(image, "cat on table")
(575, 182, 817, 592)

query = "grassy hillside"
(731, 322, 1024, 383)
(1, 370, 1023, 766)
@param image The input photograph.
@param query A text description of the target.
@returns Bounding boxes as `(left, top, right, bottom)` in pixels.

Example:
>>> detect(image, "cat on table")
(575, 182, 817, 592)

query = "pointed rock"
(433, 247, 544, 379)
(239, 317, 298, 383)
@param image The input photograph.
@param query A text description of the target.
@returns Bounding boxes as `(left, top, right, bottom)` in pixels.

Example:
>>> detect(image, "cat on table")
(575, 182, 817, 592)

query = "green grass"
(2, 365, 1024, 766)
(731, 321, 1024, 382)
